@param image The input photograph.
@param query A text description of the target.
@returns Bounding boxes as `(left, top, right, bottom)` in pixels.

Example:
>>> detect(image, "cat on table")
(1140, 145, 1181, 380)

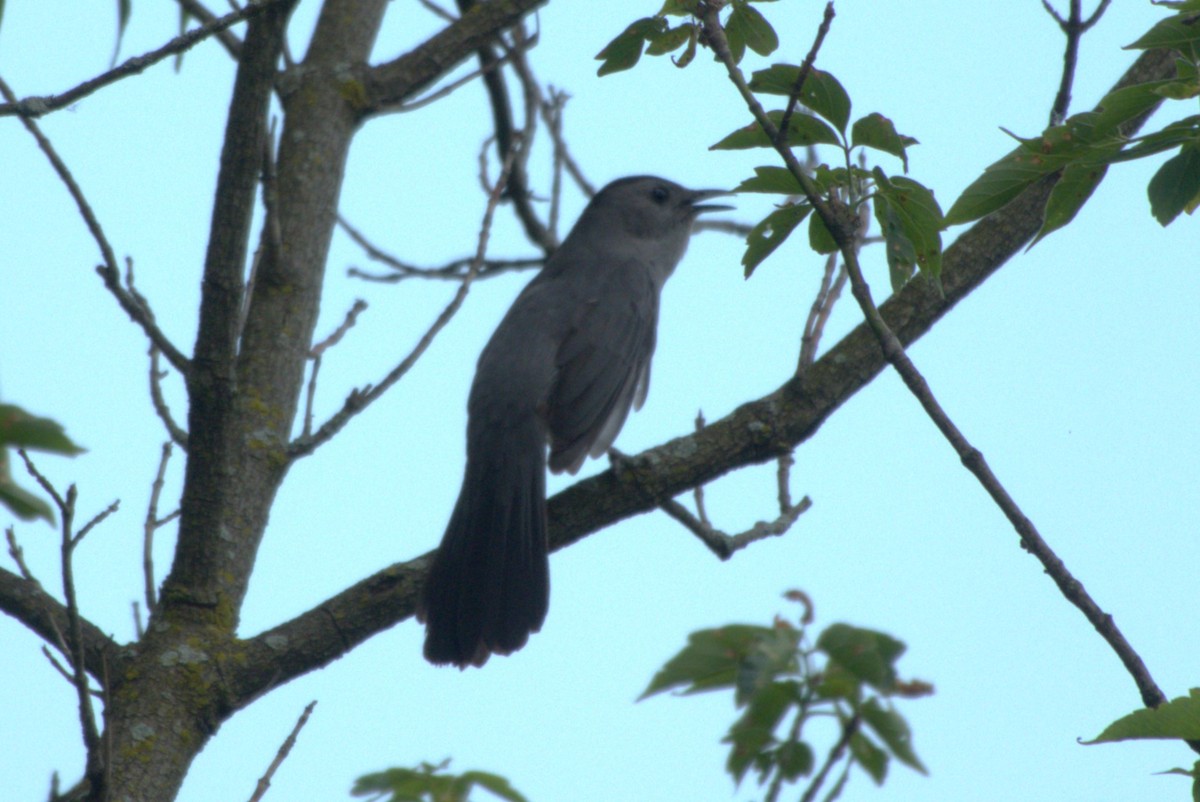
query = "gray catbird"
(418, 175, 731, 668)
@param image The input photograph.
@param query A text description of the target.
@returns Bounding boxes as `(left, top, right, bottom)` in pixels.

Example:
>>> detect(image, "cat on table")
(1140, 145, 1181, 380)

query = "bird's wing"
(545, 260, 658, 475)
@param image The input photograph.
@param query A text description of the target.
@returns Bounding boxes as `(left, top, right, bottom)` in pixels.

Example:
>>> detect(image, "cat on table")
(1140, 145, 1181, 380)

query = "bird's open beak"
(687, 188, 735, 214)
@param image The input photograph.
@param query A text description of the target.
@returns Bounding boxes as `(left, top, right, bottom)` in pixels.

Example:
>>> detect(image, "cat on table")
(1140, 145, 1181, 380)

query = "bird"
(417, 175, 732, 668)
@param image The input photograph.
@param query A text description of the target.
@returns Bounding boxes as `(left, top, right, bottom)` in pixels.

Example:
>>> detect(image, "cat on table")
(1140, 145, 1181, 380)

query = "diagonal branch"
(0, 77, 192, 376)
(224, 42, 1179, 707)
(701, 2, 1184, 728)
(0, 565, 119, 681)
(175, 0, 246, 60)
(0, 1, 278, 119)
(361, 0, 547, 116)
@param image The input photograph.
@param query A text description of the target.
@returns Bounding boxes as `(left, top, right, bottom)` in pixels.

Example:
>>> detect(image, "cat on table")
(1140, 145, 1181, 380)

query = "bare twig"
(703, 1, 1187, 741)
(660, 493, 808, 560)
(798, 253, 844, 376)
(417, 0, 457, 23)
(132, 600, 144, 640)
(691, 412, 712, 528)
(290, 148, 522, 460)
(149, 345, 189, 449)
(775, 2, 836, 147)
(340, 214, 543, 283)
(143, 442, 175, 613)
(302, 300, 368, 438)
(174, 0, 246, 59)
(17, 452, 108, 792)
(462, 9, 554, 252)
(1042, 0, 1114, 124)
(0, 76, 191, 376)
(247, 701, 317, 802)
(6, 527, 35, 582)
(0, 1, 275, 118)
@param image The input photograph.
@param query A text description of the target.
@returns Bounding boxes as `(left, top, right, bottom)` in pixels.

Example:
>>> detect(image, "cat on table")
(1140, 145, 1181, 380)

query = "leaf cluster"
(595, 0, 780, 76)
(353, 760, 529, 802)
(0, 404, 84, 523)
(947, 2, 1200, 236)
(640, 597, 930, 801)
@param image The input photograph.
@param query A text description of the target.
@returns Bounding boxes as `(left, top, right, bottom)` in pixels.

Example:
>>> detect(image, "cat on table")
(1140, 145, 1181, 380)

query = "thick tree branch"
(0, 566, 119, 681)
(361, 0, 548, 115)
(163, 0, 299, 616)
(224, 44, 1179, 704)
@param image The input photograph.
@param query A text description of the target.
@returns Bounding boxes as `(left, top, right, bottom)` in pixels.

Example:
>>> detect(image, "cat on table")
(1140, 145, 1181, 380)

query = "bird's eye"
(650, 186, 669, 204)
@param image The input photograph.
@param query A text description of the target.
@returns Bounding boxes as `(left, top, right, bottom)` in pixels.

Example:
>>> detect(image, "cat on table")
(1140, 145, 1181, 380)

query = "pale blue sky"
(2, 2, 1198, 801)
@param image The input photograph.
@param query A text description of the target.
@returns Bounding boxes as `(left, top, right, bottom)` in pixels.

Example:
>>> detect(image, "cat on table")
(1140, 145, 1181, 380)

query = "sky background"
(2, 1, 1198, 801)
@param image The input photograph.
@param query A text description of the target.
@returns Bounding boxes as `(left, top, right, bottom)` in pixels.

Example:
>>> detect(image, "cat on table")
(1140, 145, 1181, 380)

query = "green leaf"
(712, 110, 841, 150)
(860, 697, 927, 774)
(1148, 143, 1200, 225)
(1107, 116, 1200, 163)
(742, 203, 812, 277)
(1086, 689, 1200, 744)
(817, 623, 906, 692)
(872, 170, 944, 286)
(640, 624, 777, 700)
(0, 449, 55, 523)
(1126, 13, 1200, 52)
(658, 0, 700, 15)
(776, 739, 815, 781)
(723, 681, 797, 784)
(850, 113, 918, 171)
(0, 405, 86, 455)
(1092, 81, 1179, 135)
(645, 23, 694, 56)
(595, 18, 662, 76)
(848, 731, 888, 784)
(458, 771, 530, 802)
(875, 198, 917, 291)
(1154, 760, 1200, 802)
(352, 762, 529, 802)
(748, 65, 851, 134)
(736, 625, 801, 705)
(808, 212, 838, 255)
(1029, 158, 1111, 247)
(943, 143, 1061, 225)
(735, 166, 805, 195)
(726, 2, 779, 58)
(674, 27, 698, 68)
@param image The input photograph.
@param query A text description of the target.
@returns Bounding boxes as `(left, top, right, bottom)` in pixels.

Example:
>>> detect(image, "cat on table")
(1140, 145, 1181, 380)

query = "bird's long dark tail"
(418, 415, 550, 668)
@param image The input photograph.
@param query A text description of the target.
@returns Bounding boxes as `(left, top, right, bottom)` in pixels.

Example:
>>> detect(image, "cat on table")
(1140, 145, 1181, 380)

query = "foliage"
(353, 760, 530, 802)
(0, 404, 84, 523)
(640, 592, 931, 801)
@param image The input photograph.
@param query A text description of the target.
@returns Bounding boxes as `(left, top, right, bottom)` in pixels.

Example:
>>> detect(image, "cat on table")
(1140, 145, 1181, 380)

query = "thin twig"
(132, 600, 144, 640)
(149, 346, 189, 449)
(339, 214, 543, 282)
(799, 714, 860, 802)
(0, 76, 191, 376)
(175, 0, 245, 59)
(290, 147, 523, 460)
(702, 1, 1186, 741)
(775, 2, 836, 147)
(74, 499, 120, 547)
(247, 701, 317, 802)
(143, 442, 175, 613)
(0, 1, 275, 118)
(1042, 0, 1113, 124)
(303, 300, 368, 438)
(5, 527, 35, 582)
